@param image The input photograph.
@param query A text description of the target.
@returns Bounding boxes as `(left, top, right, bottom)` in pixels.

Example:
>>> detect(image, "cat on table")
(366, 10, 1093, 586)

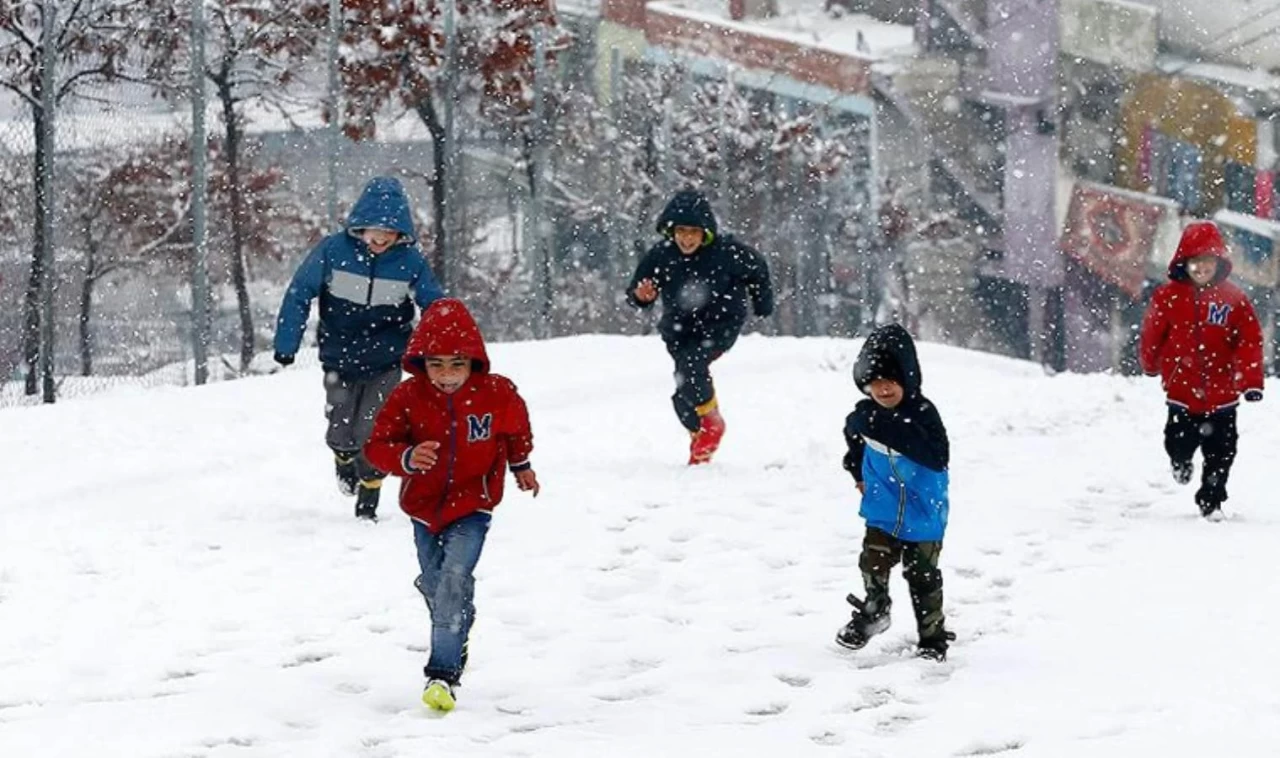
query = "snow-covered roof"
(1136, 0, 1280, 70)
(647, 0, 915, 61)
(556, 0, 601, 17)
(1214, 208, 1280, 238)
(1156, 54, 1280, 98)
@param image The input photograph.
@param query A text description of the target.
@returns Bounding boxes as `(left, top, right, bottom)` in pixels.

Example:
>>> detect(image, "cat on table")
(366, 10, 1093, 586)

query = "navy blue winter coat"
(626, 189, 773, 343)
(273, 177, 443, 380)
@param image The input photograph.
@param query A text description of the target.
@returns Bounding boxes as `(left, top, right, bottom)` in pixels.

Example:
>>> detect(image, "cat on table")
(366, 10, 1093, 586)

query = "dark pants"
(859, 526, 947, 645)
(414, 513, 491, 685)
(1165, 405, 1238, 508)
(324, 366, 401, 481)
(665, 328, 738, 432)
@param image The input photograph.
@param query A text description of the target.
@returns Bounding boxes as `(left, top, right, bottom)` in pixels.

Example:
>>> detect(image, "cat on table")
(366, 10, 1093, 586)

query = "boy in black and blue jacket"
(274, 177, 443, 520)
(838, 324, 953, 661)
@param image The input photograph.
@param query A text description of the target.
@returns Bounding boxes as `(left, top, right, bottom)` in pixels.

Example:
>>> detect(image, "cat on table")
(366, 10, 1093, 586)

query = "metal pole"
(606, 46, 621, 304)
(441, 0, 458, 293)
(862, 108, 879, 336)
(325, 0, 340, 228)
(660, 97, 673, 194)
(532, 25, 551, 337)
(190, 0, 211, 385)
(38, 2, 56, 402)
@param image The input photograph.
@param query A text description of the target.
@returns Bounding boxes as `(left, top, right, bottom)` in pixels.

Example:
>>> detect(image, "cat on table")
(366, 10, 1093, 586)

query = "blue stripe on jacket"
(860, 436, 950, 542)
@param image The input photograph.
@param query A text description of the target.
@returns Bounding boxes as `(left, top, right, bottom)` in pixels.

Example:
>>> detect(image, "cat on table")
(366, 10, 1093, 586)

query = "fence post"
(441, 0, 458, 293)
(325, 0, 341, 229)
(862, 107, 880, 337)
(38, 3, 57, 402)
(606, 46, 621, 298)
(531, 25, 552, 337)
(190, 0, 211, 385)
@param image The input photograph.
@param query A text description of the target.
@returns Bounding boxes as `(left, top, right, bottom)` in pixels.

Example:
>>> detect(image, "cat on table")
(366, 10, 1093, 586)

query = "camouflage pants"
(859, 526, 947, 644)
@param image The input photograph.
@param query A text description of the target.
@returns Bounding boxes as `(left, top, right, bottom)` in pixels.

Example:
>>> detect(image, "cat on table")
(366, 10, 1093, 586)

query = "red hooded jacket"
(364, 298, 534, 532)
(1139, 222, 1264, 414)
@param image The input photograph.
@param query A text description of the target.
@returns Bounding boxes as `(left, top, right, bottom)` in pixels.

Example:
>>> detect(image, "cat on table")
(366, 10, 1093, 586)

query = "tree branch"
(55, 0, 88, 49)
(133, 195, 193, 258)
(0, 77, 37, 107)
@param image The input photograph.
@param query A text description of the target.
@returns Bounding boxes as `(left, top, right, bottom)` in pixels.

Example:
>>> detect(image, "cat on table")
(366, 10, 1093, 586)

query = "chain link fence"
(1, 3, 883, 408)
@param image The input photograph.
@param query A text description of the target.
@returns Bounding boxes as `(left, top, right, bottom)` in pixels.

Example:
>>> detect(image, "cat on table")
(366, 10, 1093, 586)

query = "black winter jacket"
(627, 190, 773, 342)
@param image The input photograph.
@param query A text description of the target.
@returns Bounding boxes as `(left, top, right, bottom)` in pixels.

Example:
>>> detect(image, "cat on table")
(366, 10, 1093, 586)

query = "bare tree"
(0, 0, 178, 395)
(306, 0, 560, 289)
(168, 1, 324, 373)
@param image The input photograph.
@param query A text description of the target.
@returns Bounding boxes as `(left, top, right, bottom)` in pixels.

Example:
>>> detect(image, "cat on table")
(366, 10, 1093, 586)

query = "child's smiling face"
(426, 355, 472, 394)
(360, 227, 400, 254)
(868, 378, 904, 409)
(673, 225, 704, 255)
(1186, 255, 1219, 287)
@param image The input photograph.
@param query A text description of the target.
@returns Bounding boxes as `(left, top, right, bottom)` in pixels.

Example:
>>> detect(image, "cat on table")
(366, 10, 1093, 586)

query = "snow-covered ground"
(2, 335, 1278, 757)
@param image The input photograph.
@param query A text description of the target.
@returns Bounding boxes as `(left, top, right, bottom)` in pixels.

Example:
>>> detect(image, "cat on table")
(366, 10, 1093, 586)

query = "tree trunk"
(79, 268, 95, 377)
(218, 81, 255, 373)
(22, 100, 51, 396)
(413, 94, 449, 290)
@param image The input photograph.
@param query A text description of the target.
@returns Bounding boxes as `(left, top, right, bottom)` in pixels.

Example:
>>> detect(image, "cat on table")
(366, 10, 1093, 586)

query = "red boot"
(689, 408, 726, 465)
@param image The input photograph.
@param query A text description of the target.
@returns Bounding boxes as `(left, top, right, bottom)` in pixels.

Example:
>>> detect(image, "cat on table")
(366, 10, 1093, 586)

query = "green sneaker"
(422, 679, 456, 711)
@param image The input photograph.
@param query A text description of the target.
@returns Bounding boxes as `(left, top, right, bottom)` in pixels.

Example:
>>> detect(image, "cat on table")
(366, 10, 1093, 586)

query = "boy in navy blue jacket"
(838, 324, 953, 661)
(274, 177, 443, 520)
(626, 189, 773, 465)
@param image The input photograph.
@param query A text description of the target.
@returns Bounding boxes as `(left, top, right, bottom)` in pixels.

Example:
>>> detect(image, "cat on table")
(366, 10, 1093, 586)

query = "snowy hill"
(2, 335, 1278, 757)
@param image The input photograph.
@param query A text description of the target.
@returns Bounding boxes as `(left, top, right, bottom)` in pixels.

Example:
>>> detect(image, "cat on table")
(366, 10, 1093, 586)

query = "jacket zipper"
(365, 253, 377, 306)
(432, 395, 459, 521)
(1193, 289, 1210, 403)
(888, 452, 907, 538)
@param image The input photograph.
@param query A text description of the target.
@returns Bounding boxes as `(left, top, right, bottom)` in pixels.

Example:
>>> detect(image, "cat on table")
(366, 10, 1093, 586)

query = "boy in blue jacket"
(274, 177, 442, 520)
(837, 324, 953, 661)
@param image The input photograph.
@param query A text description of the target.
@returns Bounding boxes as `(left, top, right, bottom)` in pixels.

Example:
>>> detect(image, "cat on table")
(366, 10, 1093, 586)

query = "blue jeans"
(413, 513, 490, 684)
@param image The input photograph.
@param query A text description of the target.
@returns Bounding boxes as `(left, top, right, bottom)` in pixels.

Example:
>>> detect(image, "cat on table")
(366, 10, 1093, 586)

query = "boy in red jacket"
(1139, 221, 1264, 520)
(365, 298, 539, 712)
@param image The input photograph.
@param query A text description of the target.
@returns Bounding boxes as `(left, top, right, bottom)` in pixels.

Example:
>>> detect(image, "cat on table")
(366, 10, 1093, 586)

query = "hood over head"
(403, 298, 490, 377)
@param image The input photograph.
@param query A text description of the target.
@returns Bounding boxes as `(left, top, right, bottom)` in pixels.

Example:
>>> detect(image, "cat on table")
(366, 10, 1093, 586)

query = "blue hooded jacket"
(273, 177, 443, 379)
(843, 325, 950, 542)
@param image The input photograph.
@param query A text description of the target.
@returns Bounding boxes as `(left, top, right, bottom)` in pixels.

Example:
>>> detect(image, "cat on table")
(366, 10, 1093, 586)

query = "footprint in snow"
(810, 729, 845, 746)
(283, 651, 333, 668)
(876, 709, 924, 734)
(955, 738, 1027, 755)
(776, 672, 811, 688)
(745, 701, 789, 717)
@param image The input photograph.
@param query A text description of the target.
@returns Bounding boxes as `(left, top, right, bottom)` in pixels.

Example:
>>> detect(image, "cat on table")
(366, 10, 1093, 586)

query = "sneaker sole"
(834, 634, 871, 650)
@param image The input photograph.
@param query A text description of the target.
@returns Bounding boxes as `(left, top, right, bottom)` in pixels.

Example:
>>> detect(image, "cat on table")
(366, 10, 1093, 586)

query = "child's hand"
(515, 469, 540, 497)
(633, 279, 658, 303)
(856, 481, 866, 495)
(409, 441, 441, 471)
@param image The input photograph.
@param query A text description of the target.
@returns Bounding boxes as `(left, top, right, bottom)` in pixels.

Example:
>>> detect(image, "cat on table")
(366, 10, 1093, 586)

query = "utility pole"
(190, 0, 211, 385)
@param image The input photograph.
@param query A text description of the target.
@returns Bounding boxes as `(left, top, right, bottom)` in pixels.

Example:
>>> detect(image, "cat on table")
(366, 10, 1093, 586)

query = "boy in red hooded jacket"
(365, 298, 539, 712)
(1139, 221, 1263, 520)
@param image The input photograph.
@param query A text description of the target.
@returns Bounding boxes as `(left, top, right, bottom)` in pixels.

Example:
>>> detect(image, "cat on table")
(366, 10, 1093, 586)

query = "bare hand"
(409, 441, 441, 471)
(633, 279, 658, 303)
(856, 481, 866, 495)
(515, 469, 540, 497)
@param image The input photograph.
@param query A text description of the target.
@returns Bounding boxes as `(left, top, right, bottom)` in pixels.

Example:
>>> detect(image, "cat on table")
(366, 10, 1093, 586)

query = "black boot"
(835, 593, 891, 650)
(355, 479, 381, 521)
(916, 630, 955, 662)
(334, 453, 359, 496)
